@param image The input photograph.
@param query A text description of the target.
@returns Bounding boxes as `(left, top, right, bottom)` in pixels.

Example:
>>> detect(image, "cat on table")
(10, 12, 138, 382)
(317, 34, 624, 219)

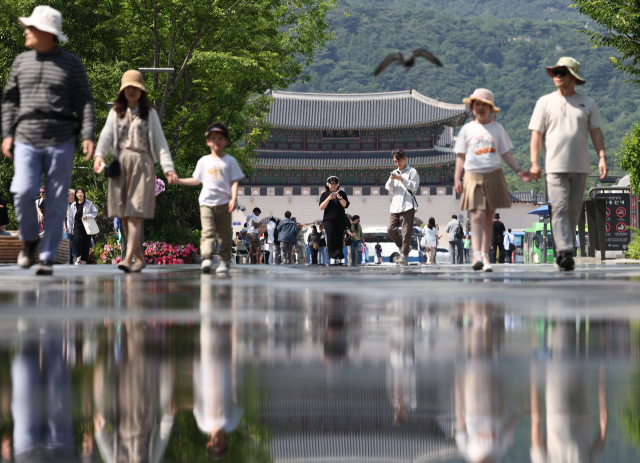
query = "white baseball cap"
(19, 6, 68, 43)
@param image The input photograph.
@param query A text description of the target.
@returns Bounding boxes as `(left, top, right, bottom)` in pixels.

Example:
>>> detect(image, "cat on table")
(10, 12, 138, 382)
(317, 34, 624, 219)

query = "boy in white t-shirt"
(175, 121, 245, 274)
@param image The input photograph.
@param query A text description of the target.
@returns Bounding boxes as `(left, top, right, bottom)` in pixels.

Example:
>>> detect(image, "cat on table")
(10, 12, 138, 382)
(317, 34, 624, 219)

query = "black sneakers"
(555, 252, 575, 271)
(17, 237, 41, 269)
(35, 260, 54, 276)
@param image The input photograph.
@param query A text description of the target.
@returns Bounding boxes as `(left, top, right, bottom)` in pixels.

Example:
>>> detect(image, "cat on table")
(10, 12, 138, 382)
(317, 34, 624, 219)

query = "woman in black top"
(319, 176, 350, 264)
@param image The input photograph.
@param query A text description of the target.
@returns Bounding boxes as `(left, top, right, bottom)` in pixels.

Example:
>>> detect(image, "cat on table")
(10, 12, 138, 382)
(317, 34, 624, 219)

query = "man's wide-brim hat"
(118, 70, 150, 94)
(546, 57, 586, 85)
(19, 5, 67, 42)
(462, 88, 500, 113)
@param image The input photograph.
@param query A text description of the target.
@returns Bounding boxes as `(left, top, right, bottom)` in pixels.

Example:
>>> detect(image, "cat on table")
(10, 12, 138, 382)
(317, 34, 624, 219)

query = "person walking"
(348, 215, 364, 266)
(490, 213, 506, 264)
(173, 121, 244, 274)
(319, 176, 350, 265)
(276, 211, 298, 264)
(2, 6, 96, 275)
(63, 189, 77, 264)
(318, 224, 329, 265)
(0, 197, 11, 236)
(503, 228, 515, 264)
(423, 217, 441, 265)
(385, 149, 419, 266)
(93, 70, 178, 273)
(454, 88, 530, 272)
(35, 186, 45, 231)
(374, 240, 382, 265)
(245, 207, 262, 264)
(266, 217, 277, 264)
(446, 215, 464, 264)
(293, 218, 309, 264)
(307, 225, 321, 265)
(67, 188, 98, 265)
(529, 57, 608, 271)
(462, 234, 471, 263)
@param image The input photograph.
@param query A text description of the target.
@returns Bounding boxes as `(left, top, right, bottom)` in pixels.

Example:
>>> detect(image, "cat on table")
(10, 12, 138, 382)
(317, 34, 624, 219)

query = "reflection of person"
(3, 6, 95, 275)
(195, 280, 243, 459)
(455, 303, 524, 462)
(93, 322, 175, 463)
(11, 326, 94, 461)
(387, 307, 417, 426)
(530, 321, 608, 463)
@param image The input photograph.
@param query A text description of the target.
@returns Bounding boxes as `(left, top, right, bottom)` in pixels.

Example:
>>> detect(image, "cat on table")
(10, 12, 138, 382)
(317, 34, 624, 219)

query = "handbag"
(83, 217, 100, 235)
(313, 242, 319, 251)
(104, 159, 121, 178)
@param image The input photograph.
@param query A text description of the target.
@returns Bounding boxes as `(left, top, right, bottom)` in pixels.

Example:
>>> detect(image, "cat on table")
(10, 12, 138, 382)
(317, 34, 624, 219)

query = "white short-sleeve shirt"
(529, 91, 602, 174)
(192, 154, 245, 207)
(454, 121, 514, 173)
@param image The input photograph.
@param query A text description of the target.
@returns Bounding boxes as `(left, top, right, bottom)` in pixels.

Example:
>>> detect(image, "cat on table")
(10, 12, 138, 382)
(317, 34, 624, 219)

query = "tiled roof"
(510, 190, 545, 203)
(265, 90, 468, 130)
(436, 126, 455, 148)
(255, 149, 456, 168)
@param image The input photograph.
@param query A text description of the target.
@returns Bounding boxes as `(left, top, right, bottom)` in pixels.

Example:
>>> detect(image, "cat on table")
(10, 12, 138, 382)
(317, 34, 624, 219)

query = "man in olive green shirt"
(348, 215, 365, 266)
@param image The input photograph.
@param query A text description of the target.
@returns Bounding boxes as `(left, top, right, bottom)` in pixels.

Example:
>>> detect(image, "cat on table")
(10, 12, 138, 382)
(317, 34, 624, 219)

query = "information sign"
(594, 193, 631, 251)
(322, 129, 360, 139)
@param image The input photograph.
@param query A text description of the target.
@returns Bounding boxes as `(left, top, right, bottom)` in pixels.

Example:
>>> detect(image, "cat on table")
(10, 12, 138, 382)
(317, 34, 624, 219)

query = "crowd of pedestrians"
(0, 5, 609, 275)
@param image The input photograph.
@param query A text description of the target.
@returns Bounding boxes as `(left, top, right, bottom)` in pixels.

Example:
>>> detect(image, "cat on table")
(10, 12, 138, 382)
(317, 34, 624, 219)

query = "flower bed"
(143, 241, 198, 265)
(100, 243, 123, 265)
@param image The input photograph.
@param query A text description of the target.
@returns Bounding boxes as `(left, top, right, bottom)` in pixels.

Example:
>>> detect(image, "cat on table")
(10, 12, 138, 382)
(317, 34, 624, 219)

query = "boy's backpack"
(455, 223, 464, 240)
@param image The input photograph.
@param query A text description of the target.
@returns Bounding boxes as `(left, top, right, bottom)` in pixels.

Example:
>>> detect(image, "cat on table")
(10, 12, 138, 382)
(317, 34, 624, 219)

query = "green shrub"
(625, 228, 640, 260)
(146, 225, 201, 247)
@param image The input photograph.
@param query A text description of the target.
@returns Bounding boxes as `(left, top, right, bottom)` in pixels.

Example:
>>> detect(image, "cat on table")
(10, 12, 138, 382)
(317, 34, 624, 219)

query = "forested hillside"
(289, 1, 637, 192)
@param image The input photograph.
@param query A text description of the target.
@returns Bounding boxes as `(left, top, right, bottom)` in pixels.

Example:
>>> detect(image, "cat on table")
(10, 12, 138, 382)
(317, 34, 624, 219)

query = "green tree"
(0, 0, 336, 240)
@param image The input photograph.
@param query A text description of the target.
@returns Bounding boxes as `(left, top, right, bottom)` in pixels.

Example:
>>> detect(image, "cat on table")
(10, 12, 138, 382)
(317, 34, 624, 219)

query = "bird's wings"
(373, 52, 404, 76)
(412, 48, 444, 67)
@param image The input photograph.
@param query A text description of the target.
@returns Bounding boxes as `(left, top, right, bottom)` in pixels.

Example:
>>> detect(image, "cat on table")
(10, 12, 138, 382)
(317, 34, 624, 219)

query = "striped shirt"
(1, 47, 95, 148)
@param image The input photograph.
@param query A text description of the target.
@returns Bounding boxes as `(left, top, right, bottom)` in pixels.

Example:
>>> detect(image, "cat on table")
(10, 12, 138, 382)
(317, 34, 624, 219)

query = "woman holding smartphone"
(319, 176, 350, 265)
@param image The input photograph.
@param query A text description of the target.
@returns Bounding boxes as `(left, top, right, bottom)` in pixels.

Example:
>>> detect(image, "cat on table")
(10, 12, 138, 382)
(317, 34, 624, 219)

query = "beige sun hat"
(546, 57, 586, 85)
(462, 88, 501, 113)
(19, 5, 67, 42)
(118, 70, 150, 94)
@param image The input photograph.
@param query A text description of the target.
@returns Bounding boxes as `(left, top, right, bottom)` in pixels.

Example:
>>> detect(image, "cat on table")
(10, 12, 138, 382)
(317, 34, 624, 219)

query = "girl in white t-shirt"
(454, 89, 530, 271)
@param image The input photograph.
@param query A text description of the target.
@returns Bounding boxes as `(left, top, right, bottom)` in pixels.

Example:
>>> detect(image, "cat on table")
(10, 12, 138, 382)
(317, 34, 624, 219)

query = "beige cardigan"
(95, 107, 175, 174)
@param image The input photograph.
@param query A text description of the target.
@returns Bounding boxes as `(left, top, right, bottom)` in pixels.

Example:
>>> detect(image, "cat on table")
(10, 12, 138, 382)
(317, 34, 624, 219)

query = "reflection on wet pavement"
(0, 264, 639, 462)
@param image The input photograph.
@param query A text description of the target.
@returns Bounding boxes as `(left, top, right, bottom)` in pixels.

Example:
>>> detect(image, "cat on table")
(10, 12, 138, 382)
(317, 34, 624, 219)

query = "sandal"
(118, 262, 132, 273)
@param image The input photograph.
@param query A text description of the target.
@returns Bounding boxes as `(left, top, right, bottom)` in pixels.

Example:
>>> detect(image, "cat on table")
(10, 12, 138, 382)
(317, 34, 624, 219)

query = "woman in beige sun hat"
(94, 70, 178, 273)
(453, 88, 531, 272)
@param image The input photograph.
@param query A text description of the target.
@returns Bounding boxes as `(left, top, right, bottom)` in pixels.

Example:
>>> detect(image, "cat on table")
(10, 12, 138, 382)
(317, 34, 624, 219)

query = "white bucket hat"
(19, 6, 68, 43)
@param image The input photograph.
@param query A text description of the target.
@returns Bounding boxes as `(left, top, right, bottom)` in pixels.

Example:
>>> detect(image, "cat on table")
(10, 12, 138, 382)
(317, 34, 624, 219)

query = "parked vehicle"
(363, 227, 424, 264)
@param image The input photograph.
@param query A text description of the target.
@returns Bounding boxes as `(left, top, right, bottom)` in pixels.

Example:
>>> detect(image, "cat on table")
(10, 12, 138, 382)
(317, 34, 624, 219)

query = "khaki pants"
(387, 209, 415, 256)
(200, 204, 232, 262)
(547, 173, 588, 254)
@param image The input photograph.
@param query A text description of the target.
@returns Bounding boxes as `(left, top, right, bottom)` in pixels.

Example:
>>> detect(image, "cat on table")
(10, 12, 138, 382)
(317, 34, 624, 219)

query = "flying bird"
(373, 48, 443, 76)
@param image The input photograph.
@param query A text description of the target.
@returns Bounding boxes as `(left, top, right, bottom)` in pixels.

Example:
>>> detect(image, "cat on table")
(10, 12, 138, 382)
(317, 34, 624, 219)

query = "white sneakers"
(201, 259, 212, 273)
(396, 255, 409, 266)
(201, 259, 230, 274)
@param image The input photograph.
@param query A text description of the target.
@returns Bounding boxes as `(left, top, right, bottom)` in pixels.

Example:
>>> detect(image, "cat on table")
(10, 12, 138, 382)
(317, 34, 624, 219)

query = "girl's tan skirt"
(108, 149, 156, 219)
(460, 168, 512, 211)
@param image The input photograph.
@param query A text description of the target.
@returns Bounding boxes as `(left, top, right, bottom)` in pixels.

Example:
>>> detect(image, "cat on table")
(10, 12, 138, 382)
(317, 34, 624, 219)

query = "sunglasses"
(552, 68, 568, 78)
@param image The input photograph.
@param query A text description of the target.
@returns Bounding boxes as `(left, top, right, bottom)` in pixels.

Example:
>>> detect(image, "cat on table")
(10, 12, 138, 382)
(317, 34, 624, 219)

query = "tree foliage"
(572, 0, 640, 87)
(0, 0, 335, 239)
(617, 122, 640, 194)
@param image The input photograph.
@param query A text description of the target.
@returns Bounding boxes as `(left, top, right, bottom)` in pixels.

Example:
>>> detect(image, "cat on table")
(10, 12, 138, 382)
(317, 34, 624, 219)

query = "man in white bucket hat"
(529, 57, 608, 271)
(1, 5, 95, 276)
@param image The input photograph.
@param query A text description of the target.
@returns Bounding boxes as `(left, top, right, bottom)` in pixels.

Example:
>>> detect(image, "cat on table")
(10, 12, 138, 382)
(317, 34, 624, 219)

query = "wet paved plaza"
(0, 262, 639, 462)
